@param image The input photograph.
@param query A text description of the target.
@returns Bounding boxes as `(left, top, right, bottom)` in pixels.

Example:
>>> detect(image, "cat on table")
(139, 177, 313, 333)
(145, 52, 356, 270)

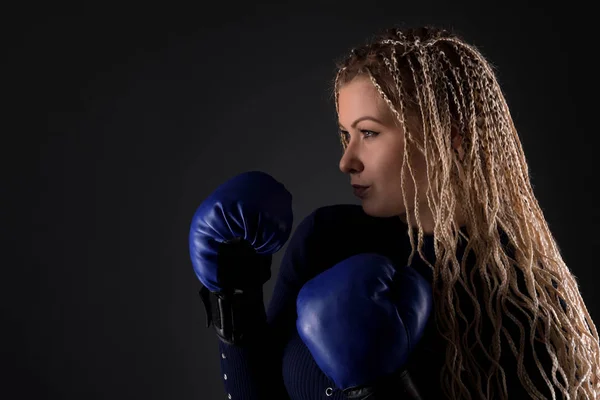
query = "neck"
(398, 202, 467, 236)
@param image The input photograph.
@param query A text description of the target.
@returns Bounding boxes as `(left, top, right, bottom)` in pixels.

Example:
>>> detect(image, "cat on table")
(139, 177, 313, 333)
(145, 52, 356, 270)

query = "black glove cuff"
(199, 285, 266, 346)
(197, 238, 271, 345)
(343, 368, 425, 400)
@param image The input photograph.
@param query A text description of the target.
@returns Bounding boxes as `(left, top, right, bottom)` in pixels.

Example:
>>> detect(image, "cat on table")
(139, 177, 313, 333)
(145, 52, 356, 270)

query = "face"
(337, 75, 429, 222)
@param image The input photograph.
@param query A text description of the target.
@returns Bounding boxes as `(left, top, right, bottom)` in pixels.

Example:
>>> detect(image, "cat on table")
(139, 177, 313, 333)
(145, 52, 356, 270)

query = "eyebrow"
(338, 116, 385, 129)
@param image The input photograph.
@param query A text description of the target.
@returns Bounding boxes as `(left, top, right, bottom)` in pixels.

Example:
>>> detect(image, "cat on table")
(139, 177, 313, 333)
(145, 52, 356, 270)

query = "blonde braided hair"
(333, 26, 600, 399)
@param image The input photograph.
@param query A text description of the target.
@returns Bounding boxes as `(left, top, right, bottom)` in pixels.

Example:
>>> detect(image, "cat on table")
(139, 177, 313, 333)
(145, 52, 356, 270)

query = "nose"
(339, 143, 363, 175)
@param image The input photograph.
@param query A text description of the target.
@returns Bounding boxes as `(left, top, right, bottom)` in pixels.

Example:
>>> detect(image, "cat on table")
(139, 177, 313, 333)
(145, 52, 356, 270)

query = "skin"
(337, 75, 466, 234)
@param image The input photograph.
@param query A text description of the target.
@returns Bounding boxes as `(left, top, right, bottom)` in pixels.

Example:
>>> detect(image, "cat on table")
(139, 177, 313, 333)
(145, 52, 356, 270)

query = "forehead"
(337, 76, 392, 119)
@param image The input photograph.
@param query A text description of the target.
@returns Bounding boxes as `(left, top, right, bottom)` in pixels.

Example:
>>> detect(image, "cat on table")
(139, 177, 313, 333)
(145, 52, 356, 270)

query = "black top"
(214, 204, 565, 399)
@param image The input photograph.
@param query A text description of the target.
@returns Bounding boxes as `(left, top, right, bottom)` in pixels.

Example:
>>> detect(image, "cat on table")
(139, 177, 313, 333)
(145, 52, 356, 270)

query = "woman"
(331, 25, 600, 398)
(189, 26, 600, 399)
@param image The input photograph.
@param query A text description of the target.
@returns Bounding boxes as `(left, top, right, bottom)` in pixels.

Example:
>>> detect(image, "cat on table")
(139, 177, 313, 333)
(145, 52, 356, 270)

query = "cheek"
(400, 151, 429, 204)
(375, 140, 406, 189)
(381, 144, 428, 204)
(369, 141, 408, 206)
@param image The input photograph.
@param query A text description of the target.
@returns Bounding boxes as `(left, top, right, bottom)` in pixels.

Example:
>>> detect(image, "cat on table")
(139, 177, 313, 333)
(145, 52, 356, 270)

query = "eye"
(339, 130, 379, 141)
(338, 130, 350, 148)
(339, 130, 350, 143)
(338, 129, 379, 149)
(360, 129, 379, 138)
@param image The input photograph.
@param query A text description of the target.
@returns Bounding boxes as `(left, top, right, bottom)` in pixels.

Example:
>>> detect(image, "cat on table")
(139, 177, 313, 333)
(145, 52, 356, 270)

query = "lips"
(352, 185, 370, 198)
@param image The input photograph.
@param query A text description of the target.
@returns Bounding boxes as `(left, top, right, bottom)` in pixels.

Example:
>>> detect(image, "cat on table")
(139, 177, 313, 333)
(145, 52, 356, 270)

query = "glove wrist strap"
(199, 285, 266, 346)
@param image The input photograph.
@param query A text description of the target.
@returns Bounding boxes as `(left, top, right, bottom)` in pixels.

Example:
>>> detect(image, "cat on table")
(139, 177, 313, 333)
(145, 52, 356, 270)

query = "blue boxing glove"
(189, 171, 293, 344)
(296, 253, 432, 399)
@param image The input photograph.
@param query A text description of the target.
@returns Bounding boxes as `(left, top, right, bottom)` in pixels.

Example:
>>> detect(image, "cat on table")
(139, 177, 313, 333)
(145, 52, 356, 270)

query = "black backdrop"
(5, 4, 598, 399)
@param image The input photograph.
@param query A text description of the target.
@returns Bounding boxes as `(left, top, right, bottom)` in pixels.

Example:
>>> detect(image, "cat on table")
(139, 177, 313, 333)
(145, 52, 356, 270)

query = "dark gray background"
(5, 4, 598, 399)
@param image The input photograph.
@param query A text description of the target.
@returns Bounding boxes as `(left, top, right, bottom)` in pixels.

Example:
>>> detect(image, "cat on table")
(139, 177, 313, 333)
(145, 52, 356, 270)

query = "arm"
(216, 209, 319, 399)
(216, 204, 408, 399)
(295, 252, 432, 400)
(188, 171, 293, 399)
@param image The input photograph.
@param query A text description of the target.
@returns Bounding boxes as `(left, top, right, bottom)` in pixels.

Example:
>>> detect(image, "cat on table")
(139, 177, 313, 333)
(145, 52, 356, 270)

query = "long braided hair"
(333, 26, 600, 399)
